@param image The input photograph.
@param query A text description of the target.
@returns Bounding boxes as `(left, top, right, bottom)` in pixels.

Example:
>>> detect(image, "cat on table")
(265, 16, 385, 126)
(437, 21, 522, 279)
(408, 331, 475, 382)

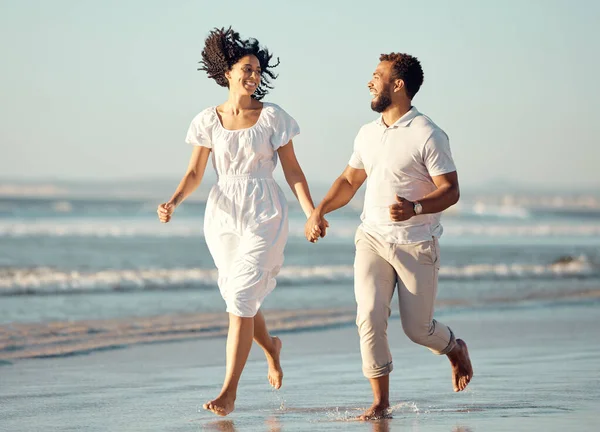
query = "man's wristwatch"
(413, 201, 423, 215)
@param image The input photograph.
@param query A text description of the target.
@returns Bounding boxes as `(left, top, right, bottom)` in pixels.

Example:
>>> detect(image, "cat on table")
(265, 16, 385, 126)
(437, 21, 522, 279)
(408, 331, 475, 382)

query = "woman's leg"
(253, 310, 283, 389)
(203, 313, 254, 416)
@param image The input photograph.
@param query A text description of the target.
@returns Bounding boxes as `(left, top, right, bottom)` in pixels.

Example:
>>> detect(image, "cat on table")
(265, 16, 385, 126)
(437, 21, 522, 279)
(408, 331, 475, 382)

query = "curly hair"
(198, 27, 280, 100)
(379, 53, 424, 100)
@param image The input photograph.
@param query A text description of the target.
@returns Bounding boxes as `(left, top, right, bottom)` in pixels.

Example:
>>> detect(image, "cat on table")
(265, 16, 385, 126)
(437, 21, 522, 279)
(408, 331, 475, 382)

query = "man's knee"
(402, 320, 434, 345)
(356, 303, 389, 336)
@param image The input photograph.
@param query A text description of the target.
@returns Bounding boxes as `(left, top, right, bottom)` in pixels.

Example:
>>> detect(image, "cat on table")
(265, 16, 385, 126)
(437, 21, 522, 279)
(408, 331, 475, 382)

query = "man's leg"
(392, 238, 473, 392)
(354, 229, 397, 420)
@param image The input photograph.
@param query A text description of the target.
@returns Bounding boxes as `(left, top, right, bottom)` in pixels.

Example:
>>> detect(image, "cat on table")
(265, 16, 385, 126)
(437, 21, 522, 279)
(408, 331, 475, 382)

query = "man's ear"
(393, 79, 405, 93)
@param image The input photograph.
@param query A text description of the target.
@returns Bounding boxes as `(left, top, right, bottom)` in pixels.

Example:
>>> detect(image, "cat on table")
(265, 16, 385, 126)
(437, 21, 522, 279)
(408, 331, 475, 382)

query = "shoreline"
(2, 292, 600, 363)
(1, 301, 599, 431)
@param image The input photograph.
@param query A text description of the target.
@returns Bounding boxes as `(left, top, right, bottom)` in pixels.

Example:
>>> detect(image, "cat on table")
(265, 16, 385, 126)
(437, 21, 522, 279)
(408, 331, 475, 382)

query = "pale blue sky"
(1, 0, 599, 189)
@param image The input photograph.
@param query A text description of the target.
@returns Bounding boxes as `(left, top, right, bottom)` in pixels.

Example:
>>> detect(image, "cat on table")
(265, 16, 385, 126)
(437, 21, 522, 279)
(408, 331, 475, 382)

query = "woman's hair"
(199, 27, 279, 100)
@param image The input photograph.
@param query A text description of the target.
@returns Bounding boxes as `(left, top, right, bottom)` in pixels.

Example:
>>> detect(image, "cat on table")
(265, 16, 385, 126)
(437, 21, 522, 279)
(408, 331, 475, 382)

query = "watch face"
(415, 203, 422, 214)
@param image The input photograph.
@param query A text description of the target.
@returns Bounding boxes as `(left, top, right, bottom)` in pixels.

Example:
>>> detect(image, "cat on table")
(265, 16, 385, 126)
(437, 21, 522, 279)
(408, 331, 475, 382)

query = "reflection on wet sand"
(368, 419, 472, 432)
(370, 418, 391, 432)
(202, 419, 237, 432)
(266, 416, 282, 432)
(198, 410, 474, 432)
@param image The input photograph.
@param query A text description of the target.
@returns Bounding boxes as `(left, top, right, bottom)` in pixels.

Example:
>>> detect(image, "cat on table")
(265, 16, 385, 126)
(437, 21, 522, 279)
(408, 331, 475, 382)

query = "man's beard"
(370, 84, 392, 113)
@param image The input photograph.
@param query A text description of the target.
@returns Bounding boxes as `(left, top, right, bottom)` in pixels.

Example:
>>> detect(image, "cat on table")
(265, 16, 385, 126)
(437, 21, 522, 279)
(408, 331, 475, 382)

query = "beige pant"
(354, 228, 456, 378)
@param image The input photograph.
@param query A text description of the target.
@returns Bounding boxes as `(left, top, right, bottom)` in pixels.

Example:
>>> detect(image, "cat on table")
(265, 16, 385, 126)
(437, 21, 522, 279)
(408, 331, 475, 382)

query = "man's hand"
(389, 195, 415, 222)
(157, 202, 175, 223)
(305, 210, 329, 243)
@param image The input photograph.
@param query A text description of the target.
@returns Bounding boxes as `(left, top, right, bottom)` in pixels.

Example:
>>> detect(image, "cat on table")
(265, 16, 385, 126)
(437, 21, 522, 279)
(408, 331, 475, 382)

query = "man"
(305, 53, 473, 420)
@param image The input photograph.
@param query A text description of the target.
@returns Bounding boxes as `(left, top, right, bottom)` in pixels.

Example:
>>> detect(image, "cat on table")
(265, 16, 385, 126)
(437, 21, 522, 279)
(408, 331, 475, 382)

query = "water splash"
(324, 406, 361, 421)
(271, 388, 286, 411)
(389, 401, 421, 415)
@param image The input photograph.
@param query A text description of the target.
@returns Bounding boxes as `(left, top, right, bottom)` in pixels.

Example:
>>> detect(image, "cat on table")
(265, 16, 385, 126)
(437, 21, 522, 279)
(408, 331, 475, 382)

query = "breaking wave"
(1, 255, 597, 296)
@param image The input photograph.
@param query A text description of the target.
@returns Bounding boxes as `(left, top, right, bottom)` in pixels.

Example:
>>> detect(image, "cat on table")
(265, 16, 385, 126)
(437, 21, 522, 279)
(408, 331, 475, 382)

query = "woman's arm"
(157, 146, 211, 223)
(277, 140, 316, 218)
(305, 165, 367, 242)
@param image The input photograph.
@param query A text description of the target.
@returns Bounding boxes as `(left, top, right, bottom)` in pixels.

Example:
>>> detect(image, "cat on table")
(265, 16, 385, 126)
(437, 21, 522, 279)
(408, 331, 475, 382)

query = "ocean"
(1, 189, 599, 359)
(1, 187, 600, 431)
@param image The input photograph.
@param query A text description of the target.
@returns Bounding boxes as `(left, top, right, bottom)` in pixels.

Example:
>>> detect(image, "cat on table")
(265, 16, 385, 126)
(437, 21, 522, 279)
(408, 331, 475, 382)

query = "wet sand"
(1, 301, 599, 431)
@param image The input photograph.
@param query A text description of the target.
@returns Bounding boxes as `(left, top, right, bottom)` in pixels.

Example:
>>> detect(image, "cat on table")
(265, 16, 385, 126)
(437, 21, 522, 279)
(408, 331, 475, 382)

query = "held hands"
(157, 202, 175, 223)
(304, 210, 329, 243)
(389, 195, 415, 222)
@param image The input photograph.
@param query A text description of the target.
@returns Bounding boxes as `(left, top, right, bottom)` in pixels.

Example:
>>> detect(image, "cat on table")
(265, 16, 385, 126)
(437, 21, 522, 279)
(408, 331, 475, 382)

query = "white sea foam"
(0, 265, 354, 294)
(2, 219, 600, 239)
(444, 222, 600, 237)
(468, 202, 531, 219)
(440, 255, 595, 279)
(0, 220, 200, 238)
(1, 256, 596, 295)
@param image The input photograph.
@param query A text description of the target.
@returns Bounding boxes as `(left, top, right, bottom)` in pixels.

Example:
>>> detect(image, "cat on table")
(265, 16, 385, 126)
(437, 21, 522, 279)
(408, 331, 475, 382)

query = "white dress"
(185, 102, 300, 317)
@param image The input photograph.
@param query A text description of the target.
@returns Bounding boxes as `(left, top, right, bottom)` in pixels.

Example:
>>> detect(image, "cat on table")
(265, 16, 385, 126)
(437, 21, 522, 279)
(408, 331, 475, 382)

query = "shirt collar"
(375, 106, 420, 128)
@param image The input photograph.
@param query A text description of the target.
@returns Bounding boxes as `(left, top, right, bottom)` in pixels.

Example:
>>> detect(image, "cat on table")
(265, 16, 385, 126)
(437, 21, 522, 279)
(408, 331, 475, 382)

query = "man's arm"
(389, 171, 460, 222)
(305, 165, 367, 241)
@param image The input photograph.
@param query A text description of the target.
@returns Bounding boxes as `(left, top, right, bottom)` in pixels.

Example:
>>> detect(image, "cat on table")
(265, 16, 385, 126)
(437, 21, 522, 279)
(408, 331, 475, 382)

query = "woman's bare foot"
(203, 392, 236, 417)
(266, 336, 283, 389)
(447, 339, 473, 392)
(358, 402, 391, 420)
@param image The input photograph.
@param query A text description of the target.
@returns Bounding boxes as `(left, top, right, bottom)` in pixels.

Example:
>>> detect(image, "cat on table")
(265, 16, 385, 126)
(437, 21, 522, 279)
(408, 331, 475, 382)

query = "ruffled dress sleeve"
(185, 108, 214, 148)
(267, 104, 300, 150)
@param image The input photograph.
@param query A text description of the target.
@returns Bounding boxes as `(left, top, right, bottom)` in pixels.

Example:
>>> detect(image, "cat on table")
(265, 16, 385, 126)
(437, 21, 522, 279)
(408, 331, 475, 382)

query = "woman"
(157, 27, 323, 417)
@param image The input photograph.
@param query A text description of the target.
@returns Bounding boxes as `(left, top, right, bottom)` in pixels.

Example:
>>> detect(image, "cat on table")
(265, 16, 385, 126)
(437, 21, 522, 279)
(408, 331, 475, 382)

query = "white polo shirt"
(348, 106, 456, 244)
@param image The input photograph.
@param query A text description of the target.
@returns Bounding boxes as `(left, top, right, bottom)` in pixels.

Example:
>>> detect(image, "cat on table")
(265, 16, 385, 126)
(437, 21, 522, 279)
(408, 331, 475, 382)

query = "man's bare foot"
(266, 336, 283, 389)
(447, 339, 473, 392)
(203, 392, 236, 417)
(358, 402, 391, 420)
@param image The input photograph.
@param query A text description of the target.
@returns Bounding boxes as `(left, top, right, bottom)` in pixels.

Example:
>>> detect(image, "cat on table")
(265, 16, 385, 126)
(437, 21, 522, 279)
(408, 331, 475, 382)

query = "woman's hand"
(305, 210, 329, 243)
(157, 202, 175, 223)
(158, 146, 212, 224)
